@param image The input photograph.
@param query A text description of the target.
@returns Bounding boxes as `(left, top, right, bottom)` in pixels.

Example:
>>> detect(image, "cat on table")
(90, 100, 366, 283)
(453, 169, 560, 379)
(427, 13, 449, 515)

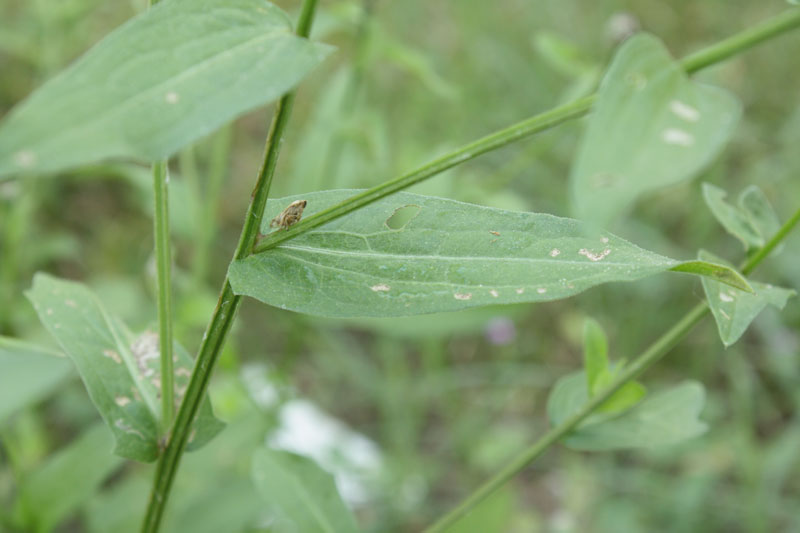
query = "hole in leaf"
(385, 204, 421, 230)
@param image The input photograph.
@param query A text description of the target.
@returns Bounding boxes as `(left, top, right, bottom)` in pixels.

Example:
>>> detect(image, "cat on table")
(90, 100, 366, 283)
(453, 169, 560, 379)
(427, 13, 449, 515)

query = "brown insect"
(270, 200, 307, 230)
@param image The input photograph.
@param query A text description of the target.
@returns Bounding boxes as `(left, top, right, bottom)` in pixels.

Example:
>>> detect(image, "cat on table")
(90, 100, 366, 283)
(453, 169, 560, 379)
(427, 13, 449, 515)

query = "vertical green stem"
(152, 160, 174, 431)
(147, 0, 173, 435)
(139, 1, 319, 531)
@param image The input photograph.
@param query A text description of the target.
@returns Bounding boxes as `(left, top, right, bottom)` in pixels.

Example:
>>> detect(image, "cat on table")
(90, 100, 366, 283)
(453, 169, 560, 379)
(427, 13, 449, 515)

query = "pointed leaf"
(0, 0, 332, 178)
(548, 373, 707, 450)
(738, 185, 781, 245)
(26, 273, 223, 462)
(570, 33, 741, 226)
(230, 191, 750, 318)
(251, 447, 360, 533)
(583, 318, 608, 394)
(699, 250, 795, 347)
(0, 337, 73, 423)
(669, 260, 752, 293)
(702, 182, 762, 249)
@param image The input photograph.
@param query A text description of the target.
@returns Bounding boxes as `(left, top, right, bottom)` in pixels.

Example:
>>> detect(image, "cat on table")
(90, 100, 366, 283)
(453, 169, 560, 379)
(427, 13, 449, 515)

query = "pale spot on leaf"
(719, 293, 734, 303)
(103, 349, 122, 364)
(453, 292, 472, 301)
(489, 289, 499, 298)
(669, 100, 700, 122)
(65, 299, 77, 308)
(579, 248, 611, 262)
(515, 288, 524, 295)
(371, 284, 391, 292)
(537, 287, 547, 294)
(115, 396, 131, 406)
(165, 91, 179, 104)
(14, 150, 36, 168)
(662, 128, 694, 146)
(550, 248, 561, 257)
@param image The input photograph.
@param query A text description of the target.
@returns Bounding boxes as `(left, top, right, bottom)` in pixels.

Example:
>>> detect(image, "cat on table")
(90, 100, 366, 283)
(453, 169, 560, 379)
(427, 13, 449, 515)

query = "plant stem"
(152, 160, 174, 431)
(680, 8, 800, 74)
(139, 1, 319, 531)
(425, 204, 800, 533)
(253, 7, 800, 255)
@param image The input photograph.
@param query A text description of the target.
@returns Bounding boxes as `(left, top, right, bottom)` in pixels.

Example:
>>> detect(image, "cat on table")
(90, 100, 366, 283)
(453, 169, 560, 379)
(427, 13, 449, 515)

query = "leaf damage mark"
(579, 248, 612, 261)
(453, 292, 472, 300)
(371, 284, 391, 292)
(385, 204, 421, 230)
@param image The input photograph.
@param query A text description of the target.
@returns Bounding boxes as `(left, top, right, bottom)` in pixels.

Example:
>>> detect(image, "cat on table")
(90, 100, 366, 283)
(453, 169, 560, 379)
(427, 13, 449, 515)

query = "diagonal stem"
(139, 1, 319, 531)
(425, 204, 800, 533)
(253, 8, 800, 255)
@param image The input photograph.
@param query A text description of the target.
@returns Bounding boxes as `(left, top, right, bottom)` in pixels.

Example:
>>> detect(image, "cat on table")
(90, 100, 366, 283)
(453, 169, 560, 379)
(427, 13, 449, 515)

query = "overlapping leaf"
(0, 0, 332, 178)
(702, 183, 781, 250)
(0, 336, 73, 423)
(229, 190, 750, 318)
(699, 250, 795, 347)
(570, 33, 741, 227)
(547, 373, 707, 450)
(26, 273, 223, 462)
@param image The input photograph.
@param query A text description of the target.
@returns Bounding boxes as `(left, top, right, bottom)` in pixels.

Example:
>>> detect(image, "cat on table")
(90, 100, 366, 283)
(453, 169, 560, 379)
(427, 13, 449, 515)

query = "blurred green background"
(1, 0, 799, 531)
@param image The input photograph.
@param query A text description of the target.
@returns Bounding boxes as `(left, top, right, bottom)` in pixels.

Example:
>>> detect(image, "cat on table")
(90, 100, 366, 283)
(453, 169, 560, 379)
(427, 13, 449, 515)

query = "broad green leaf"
(583, 318, 609, 394)
(229, 190, 752, 317)
(17, 423, 123, 533)
(26, 273, 224, 462)
(0, 0, 332, 178)
(570, 33, 741, 227)
(251, 447, 360, 533)
(548, 373, 707, 450)
(699, 250, 795, 347)
(0, 336, 73, 423)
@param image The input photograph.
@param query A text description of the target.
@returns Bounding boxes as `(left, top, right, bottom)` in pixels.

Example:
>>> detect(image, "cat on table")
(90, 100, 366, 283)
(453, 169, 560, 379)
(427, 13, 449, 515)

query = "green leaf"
(0, 336, 73, 424)
(583, 318, 609, 394)
(251, 447, 360, 533)
(738, 185, 781, 246)
(17, 424, 123, 532)
(0, 0, 332, 178)
(699, 250, 795, 347)
(229, 190, 754, 317)
(581, 319, 646, 415)
(25, 273, 223, 462)
(570, 33, 741, 227)
(669, 260, 752, 293)
(547, 373, 708, 450)
(702, 183, 762, 249)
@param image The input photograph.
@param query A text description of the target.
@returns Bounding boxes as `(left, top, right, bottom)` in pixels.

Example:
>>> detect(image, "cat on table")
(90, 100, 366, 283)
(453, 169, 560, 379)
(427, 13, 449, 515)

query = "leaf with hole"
(699, 250, 795, 347)
(0, 0, 332, 178)
(570, 33, 741, 227)
(229, 190, 751, 318)
(26, 273, 224, 462)
(251, 447, 359, 533)
(547, 374, 708, 450)
(0, 336, 73, 424)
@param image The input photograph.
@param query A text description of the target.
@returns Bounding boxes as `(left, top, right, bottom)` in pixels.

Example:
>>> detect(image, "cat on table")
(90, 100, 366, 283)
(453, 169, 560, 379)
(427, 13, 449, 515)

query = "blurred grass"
(1, 0, 799, 531)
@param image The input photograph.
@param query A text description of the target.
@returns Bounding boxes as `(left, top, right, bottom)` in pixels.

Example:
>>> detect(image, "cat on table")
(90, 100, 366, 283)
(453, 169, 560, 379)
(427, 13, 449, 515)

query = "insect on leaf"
(229, 190, 753, 318)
